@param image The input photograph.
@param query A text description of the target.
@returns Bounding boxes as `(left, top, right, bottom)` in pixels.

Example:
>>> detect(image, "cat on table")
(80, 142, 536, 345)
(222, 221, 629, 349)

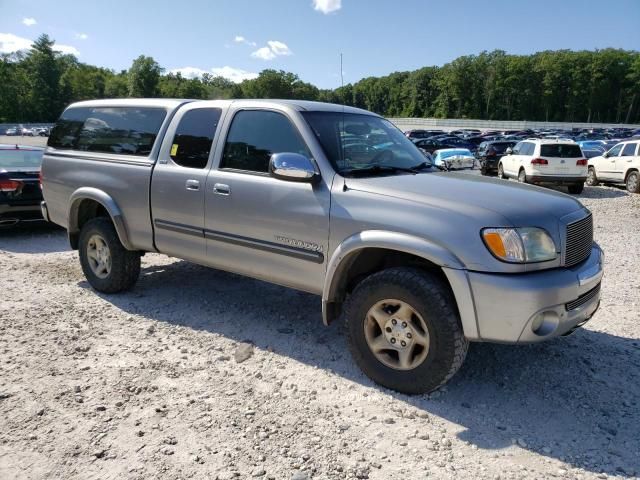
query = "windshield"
(438, 149, 472, 159)
(489, 142, 514, 153)
(0, 149, 43, 169)
(302, 112, 429, 175)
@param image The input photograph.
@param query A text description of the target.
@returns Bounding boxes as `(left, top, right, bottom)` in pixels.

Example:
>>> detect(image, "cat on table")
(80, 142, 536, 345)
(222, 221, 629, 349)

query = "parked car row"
(2, 126, 51, 136)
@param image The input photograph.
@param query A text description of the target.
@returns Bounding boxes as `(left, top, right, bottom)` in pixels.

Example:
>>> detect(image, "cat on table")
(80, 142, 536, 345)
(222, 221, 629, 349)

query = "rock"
(291, 473, 309, 480)
(74, 385, 81, 393)
(419, 434, 429, 440)
(93, 449, 106, 458)
(36, 407, 45, 416)
(115, 401, 123, 407)
(75, 345, 90, 353)
(147, 325, 156, 334)
(516, 438, 527, 448)
(383, 418, 395, 425)
(161, 447, 174, 455)
(251, 467, 266, 477)
(96, 405, 106, 411)
(234, 343, 254, 363)
(163, 436, 178, 445)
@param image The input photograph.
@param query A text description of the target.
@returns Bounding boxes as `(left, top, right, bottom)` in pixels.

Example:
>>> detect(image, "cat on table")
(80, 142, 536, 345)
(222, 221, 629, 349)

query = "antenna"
(340, 53, 346, 168)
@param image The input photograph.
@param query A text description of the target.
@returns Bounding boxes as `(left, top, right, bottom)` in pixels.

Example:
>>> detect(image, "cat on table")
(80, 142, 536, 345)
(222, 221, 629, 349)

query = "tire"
(78, 217, 141, 293)
(586, 167, 599, 186)
(626, 171, 640, 194)
(344, 267, 469, 394)
(568, 183, 584, 194)
(497, 163, 506, 179)
(518, 168, 527, 183)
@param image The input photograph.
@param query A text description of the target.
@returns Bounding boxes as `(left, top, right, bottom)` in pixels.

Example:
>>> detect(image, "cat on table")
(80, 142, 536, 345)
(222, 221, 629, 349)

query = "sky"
(1, 0, 639, 89)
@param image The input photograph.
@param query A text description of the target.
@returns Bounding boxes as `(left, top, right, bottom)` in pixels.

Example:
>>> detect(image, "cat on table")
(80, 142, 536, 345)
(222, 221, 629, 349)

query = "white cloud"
(0, 33, 32, 53)
(169, 66, 258, 83)
(267, 40, 291, 56)
(0, 33, 79, 56)
(210, 66, 258, 83)
(22, 17, 37, 26)
(251, 46, 276, 60)
(75, 33, 88, 40)
(234, 35, 256, 47)
(251, 40, 292, 61)
(313, 0, 341, 14)
(53, 44, 80, 56)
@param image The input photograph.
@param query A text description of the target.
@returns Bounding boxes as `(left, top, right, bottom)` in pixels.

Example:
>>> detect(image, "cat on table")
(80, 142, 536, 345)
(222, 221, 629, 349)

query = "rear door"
(538, 143, 584, 176)
(151, 104, 224, 262)
(615, 142, 638, 181)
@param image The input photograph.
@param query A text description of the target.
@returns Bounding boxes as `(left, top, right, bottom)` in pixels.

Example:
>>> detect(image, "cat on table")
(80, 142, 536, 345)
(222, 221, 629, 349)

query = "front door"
(150, 106, 223, 263)
(204, 108, 331, 294)
(599, 143, 623, 180)
(615, 142, 639, 181)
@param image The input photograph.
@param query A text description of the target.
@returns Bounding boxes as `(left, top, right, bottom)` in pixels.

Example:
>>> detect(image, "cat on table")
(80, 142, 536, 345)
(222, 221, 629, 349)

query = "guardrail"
(387, 118, 640, 132)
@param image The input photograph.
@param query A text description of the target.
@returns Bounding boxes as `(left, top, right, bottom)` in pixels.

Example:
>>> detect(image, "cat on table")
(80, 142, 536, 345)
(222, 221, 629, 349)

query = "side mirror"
(603, 151, 609, 158)
(505, 147, 513, 155)
(270, 153, 318, 182)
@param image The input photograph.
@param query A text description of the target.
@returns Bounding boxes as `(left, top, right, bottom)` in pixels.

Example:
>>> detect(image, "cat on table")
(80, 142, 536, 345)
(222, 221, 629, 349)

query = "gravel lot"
(1, 184, 639, 480)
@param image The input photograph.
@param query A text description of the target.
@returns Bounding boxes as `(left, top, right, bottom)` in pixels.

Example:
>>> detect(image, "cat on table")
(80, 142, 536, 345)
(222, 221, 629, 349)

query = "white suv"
(498, 139, 588, 194)
(586, 140, 640, 193)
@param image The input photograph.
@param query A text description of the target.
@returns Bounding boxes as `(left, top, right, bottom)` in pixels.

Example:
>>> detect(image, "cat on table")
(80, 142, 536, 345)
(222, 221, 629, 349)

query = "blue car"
(576, 140, 606, 152)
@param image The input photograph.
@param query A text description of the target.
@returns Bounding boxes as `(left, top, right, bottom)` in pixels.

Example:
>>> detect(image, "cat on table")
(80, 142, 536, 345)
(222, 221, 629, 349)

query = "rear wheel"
(518, 168, 527, 183)
(586, 167, 599, 186)
(344, 267, 469, 394)
(79, 217, 141, 293)
(568, 183, 584, 194)
(626, 171, 639, 193)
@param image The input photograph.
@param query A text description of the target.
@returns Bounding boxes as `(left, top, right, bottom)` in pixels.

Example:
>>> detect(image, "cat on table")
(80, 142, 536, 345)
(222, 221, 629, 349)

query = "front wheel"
(586, 167, 599, 186)
(497, 163, 506, 179)
(344, 267, 469, 394)
(626, 171, 639, 193)
(79, 217, 141, 293)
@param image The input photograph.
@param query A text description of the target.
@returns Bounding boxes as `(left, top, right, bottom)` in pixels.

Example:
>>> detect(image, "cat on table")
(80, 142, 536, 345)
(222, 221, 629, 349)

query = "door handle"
(185, 179, 200, 191)
(213, 183, 231, 195)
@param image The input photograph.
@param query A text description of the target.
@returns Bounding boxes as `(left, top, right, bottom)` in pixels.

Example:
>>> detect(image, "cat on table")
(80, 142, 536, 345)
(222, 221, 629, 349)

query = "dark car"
(405, 129, 444, 140)
(0, 145, 45, 226)
(413, 138, 458, 154)
(476, 140, 516, 176)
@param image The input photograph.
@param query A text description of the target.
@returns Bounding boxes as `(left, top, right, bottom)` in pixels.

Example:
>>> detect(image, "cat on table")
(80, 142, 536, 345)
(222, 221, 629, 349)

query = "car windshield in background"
(491, 143, 513, 153)
(0, 149, 43, 169)
(540, 144, 583, 158)
(439, 149, 472, 159)
(302, 112, 428, 176)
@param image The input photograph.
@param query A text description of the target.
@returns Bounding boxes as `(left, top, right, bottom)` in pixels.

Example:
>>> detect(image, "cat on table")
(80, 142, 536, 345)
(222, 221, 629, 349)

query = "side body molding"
(67, 187, 134, 251)
(322, 230, 479, 339)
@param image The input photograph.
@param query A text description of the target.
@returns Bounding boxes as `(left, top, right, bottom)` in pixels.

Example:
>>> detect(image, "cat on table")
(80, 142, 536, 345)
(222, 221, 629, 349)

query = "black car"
(476, 140, 516, 176)
(405, 129, 444, 140)
(413, 138, 458, 154)
(0, 145, 45, 226)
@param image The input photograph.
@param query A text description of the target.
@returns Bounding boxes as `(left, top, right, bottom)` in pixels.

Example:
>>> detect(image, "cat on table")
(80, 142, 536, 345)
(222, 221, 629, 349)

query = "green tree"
(22, 34, 62, 121)
(127, 55, 162, 97)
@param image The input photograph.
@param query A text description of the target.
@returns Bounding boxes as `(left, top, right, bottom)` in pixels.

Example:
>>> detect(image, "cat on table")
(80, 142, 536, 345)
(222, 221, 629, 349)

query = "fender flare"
(67, 187, 133, 250)
(321, 230, 480, 339)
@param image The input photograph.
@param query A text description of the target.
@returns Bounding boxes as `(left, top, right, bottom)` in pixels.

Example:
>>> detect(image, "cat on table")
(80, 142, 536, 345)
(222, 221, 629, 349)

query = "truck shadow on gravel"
(84, 259, 640, 477)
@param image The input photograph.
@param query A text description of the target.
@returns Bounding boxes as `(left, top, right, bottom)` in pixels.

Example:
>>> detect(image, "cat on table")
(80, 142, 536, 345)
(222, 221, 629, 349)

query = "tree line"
(1, 34, 639, 124)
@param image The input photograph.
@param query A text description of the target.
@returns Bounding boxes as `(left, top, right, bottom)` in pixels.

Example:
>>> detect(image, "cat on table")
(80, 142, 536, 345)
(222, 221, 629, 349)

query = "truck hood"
(343, 171, 585, 226)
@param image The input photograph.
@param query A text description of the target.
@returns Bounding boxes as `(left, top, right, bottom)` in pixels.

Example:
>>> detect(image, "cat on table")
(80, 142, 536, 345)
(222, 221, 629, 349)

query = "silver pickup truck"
(40, 99, 604, 394)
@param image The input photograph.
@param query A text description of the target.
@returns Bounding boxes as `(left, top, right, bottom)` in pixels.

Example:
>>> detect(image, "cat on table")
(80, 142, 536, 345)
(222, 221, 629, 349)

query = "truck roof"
(66, 98, 377, 116)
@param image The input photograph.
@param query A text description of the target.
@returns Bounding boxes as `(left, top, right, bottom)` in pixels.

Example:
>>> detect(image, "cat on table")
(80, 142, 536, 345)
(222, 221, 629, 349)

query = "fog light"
(531, 311, 559, 336)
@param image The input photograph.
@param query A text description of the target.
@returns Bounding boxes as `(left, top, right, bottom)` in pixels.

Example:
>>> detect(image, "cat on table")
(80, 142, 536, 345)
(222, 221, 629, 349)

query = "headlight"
(482, 227, 557, 263)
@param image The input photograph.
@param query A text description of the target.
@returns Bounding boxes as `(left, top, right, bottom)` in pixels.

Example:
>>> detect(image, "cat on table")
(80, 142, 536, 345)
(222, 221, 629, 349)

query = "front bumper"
(526, 174, 586, 185)
(467, 244, 603, 343)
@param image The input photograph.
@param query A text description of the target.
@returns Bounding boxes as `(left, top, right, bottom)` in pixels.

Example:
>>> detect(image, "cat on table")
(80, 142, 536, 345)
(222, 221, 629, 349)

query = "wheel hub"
(87, 234, 112, 279)
(383, 317, 414, 349)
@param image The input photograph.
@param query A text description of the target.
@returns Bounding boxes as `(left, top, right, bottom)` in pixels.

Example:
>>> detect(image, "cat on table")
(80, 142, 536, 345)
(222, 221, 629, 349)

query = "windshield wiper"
(407, 161, 433, 172)
(341, 164, 427, 177)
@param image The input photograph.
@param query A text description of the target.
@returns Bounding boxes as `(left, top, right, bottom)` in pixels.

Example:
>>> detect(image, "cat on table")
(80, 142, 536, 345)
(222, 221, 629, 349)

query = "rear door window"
(540, 144, 582, 158)
(48, 107, 92, 149)
(621, 143, 637, 156)
(169, 108, 222, 169)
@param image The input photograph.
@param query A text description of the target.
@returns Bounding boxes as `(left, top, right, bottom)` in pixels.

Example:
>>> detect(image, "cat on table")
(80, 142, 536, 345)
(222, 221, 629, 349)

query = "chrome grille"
(564, 214, 593, 267)
(565, 283, 601, 311)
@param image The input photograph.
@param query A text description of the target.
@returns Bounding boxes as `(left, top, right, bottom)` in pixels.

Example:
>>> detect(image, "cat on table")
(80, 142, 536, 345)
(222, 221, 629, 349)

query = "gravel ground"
(0, 185, 639, 480)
